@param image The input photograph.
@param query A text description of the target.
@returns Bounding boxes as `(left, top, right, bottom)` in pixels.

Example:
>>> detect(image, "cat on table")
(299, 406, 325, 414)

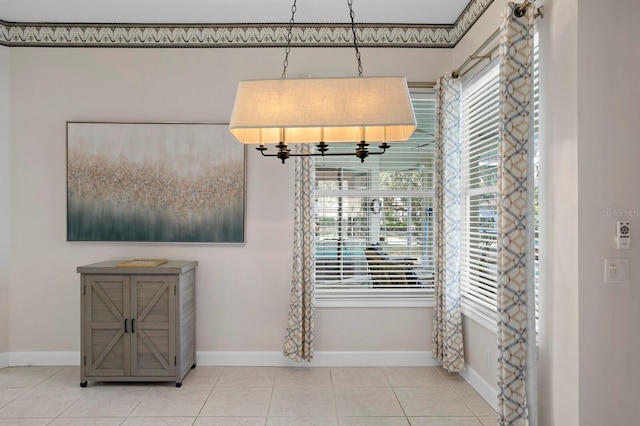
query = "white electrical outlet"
(604, 258, 630, 283)
(483, 349, 491, 369)
(617, 221, 631, 249)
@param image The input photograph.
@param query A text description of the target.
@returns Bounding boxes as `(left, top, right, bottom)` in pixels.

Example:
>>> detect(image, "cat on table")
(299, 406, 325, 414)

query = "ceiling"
(0, 0, 473, 25)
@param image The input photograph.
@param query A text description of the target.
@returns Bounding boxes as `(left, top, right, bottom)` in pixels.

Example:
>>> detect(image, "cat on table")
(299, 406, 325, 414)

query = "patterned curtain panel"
(283, 144, 316, 362)
(496, 3, 536, 425)
(432, 75, 465, 373)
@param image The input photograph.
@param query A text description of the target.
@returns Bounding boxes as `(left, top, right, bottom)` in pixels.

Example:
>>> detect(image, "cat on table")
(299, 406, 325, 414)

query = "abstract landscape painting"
(67, 122, 245, 243)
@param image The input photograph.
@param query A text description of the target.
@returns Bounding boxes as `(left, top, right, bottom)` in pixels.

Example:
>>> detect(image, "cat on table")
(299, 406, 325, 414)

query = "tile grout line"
(46, 376, 88, 423)
(192, 365, 223, 422)
(0, 387, 29, 411)
(384, 368, 411, 425)
(329, 367, 339, 424)
(438, 366, 486, 423)
(264, 366, 276, 423)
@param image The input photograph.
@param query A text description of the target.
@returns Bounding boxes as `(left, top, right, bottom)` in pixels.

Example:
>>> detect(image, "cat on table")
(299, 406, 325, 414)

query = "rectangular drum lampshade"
(229, 76, 417, 144)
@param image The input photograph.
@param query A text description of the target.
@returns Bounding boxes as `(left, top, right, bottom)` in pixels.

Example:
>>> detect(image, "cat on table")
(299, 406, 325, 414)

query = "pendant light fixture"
(228, 0, 417, 164)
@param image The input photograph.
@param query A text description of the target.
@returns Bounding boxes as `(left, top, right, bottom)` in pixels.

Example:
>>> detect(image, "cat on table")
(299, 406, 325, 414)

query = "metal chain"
(348, 0, 363, 77)
(281, 0, 297, 79)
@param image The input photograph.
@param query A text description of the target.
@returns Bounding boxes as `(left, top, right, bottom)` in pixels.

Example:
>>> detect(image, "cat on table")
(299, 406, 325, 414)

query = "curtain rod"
(452, 2, 543, 79)
(451, 27, 500, 79)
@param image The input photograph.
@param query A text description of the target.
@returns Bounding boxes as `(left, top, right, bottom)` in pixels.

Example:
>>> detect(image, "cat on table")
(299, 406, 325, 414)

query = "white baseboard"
(0, 352, 8, 368)
(196, 351, 440, 367)
(0, 350, 438, 368)
(460, 363, 499, 412)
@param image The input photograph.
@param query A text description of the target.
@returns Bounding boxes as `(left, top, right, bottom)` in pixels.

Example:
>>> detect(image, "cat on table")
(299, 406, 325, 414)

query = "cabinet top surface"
(77, 260, 197, 275)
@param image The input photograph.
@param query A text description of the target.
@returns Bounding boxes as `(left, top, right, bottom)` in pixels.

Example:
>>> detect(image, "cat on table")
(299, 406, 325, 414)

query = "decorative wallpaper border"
(0, 0, 493, 48)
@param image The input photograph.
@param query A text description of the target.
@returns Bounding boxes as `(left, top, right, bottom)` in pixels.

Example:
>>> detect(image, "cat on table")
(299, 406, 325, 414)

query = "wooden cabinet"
(78, 261, 197, 387)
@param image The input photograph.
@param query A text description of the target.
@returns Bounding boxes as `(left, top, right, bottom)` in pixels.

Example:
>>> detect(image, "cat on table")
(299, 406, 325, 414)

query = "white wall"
(537, 0, 580, 424)
(453, 0, 506, 69)
(0, 45, 9, 356)
(461, 316, 497, 389)
(538, 0, 640, 424)
(7, 47, 451, 356)
(577, 0, 640, 424)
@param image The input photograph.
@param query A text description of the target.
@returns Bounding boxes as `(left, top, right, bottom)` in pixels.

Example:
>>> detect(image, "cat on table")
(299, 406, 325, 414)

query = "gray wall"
(537, 0, 640, 424)
(6, 46, 450, 355)
(0, 45, 10, 357)
(577, 0, 640, 424)
(538, 0, 580, 423)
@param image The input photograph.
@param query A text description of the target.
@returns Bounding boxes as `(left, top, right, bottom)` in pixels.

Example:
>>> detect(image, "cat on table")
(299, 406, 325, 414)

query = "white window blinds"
(460, 65, 501, 318)
(315, 93, 436, 303)
(460, 38, 541, 323)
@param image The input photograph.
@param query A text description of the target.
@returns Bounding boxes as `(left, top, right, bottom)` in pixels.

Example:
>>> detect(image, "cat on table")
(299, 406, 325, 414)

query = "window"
(460, 40, 541, 328)
(460, 65, 501, 323)
(314, 93, 436, 306)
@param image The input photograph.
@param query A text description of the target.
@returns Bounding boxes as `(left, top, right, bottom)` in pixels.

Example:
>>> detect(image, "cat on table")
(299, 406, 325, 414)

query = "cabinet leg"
(80, 382, 87, 388)
(191, 363, 196, 369)
(175, 382, 182, 388)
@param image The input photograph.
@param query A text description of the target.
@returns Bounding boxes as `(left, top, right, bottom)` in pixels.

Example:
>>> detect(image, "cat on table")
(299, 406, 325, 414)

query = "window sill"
(460, 304, 498, 334)
(316, 290, 434, 308)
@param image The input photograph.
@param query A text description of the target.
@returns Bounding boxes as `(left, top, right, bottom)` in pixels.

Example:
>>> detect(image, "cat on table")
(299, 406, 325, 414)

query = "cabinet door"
(84, 275, 130, 377)
(130, 275, 176, 377)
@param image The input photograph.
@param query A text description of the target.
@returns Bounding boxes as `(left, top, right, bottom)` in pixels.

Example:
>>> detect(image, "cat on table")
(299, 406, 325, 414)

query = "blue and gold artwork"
(67, 122, 245, 243)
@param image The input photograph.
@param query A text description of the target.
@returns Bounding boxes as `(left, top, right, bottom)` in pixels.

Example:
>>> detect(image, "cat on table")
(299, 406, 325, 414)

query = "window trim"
(460, 304, 498, 334)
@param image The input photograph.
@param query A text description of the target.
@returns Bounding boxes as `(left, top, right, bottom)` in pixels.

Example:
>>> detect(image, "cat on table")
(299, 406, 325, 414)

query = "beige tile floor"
(0, 366, 498, 425)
